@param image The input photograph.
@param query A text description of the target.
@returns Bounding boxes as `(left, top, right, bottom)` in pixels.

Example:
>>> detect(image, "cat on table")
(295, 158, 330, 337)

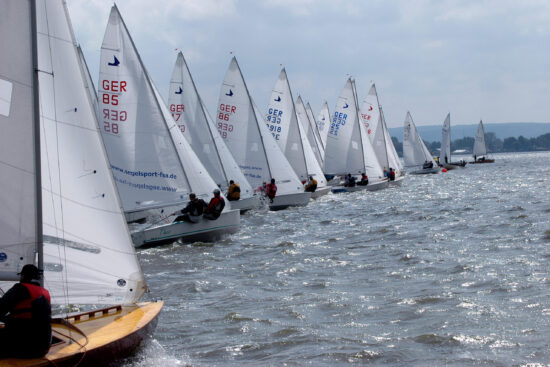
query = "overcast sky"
(68, 0, 550, 128)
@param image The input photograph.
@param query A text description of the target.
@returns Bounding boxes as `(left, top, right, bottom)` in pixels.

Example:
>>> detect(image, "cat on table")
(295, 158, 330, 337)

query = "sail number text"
(170, 104, 186, 133)
(217, 104, 236, 138)
(266, 108, 283, 140)
(101, 79, 128, 135)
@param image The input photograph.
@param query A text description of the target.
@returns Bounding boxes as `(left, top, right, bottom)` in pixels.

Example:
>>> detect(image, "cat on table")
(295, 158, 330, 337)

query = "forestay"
(3, 0, 146, 305)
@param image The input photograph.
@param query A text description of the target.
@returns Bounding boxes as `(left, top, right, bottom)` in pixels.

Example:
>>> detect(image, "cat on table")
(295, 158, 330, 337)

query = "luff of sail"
(0, 0, 40, 280)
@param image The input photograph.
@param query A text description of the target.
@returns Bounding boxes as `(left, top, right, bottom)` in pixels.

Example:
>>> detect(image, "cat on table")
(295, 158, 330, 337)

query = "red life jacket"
(266, 183, 277, 198)
(11, 283, 51, 319)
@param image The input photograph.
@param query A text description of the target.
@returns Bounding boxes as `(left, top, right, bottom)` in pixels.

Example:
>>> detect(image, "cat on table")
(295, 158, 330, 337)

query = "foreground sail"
(438, 113, 466, 169)
(470, 120, 494, 163)
(99, 6, 239, 247)
(324, 78, 388, 192)
(0, 0, 162, 364)
(403, 111, 439, 174)
(168, 52, 258, 212)
(216, 58, 311, 210)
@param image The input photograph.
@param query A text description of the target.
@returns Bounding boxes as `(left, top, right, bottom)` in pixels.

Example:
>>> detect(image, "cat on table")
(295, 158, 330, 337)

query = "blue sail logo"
(343, 103, 349, 109)
(175, 86, 183, 94)
(274, 96, 281, 102)
(108, 55, 120, 67)
(226, 89, 234, 97)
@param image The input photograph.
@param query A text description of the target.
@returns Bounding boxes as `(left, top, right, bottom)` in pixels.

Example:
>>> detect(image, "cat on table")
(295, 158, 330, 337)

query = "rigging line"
(41, 5, 72, 337)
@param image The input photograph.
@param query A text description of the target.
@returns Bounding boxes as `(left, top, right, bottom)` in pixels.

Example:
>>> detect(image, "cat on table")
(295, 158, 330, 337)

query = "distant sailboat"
(305, 101, 326, 165)
(316, 101, 331, 152)
(0, 0, 162, 364)
(216, 58, 311, 210)
(168, 52, 258, 212)
(99, 6, 239, 247)
(438, 113, 466, 169)
(324, 78, 388, 192)
(403, 111, 440, 174)
(470, 120, 495, 163)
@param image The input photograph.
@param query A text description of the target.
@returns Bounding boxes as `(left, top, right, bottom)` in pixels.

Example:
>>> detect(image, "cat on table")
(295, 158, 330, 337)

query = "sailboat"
(168, 52, 258, 212)
(470, 120, 495, 163)
(305, 101, 326, 167)
(216, 58, 311, 210)
(99, 6, 239, 247)
(316, 101, 331, 154)
(360, 84, 405, 185)
(324, 78, 389, 192)
(0, 0, 162, 365)
(403, 111, 440, 174)
(438, 113, 467, 169)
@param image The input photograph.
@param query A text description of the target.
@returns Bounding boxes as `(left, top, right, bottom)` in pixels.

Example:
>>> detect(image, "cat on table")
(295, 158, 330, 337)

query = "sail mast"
(351, 79, 366, 171)
(30, 0, 44, 282)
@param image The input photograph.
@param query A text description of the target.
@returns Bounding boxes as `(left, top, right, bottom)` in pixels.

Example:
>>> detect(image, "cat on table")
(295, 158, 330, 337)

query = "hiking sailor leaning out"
(203, 189, 226, 220)
(173, 192, 207, 223)
(0, 264, 52, 358)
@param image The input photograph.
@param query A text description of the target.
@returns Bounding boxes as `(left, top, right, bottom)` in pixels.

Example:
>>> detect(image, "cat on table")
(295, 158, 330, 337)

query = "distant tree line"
(392, 133, 550, 157)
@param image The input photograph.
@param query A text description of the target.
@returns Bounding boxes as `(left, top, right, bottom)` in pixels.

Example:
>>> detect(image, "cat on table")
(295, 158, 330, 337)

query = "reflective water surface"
(125, 152, 550, 366)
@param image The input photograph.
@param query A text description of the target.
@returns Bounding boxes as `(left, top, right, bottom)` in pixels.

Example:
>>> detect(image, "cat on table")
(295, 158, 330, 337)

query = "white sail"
(77, 45, 99, 119)
(216, 57, 304, 195)
(352, 80, 386, 183)
(0, 0, 39, 280)
(316, 101, 330, 150)
(360, 84, 381, 142)
(305, 102, 326, 163)
(34, 0, 145, 305)
(295, 97, 325, 170)
(473, 120, 488, 157)
(265, 69, 308, 181)
(439, 113, 451, 164)
(372, 115, 389, 172)
(324, 78, 364, 175)
(296, 111, 328, 189)
(403, 111, 436, 168)
(379, 107, 403, 173)
(168, 52, 252, 198)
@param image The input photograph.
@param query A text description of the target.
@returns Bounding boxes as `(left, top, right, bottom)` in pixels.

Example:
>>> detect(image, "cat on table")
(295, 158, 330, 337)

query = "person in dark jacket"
(203, 189, 226, 220)
(173, 192, 207, 223)
(0, 264, 51, 358)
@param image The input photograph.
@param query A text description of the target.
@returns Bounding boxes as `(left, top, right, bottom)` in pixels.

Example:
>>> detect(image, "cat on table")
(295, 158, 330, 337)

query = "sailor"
(203, 189, 226, 220)
(0, 264, 52, 358)
(383, 168, 389, 178)
(389, 167, 396, 181)
(344, 173, 356, 187)
(226, 180, 241, 201)
(254, 182, 268, 196)
(173, 192, 207, 223)
(358, 173, 369, 186)
(304, 176, 317, 193)
(266, 178, 277, 203)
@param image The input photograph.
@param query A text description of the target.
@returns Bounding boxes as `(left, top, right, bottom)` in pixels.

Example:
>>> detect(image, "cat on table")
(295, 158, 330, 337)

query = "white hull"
(389, 175, 405, 187)
(310, 186, 331, 198)
(367, 179, 389, 191)
(227, 196, 261, 213)
(409, 167, 440, 175)
(269, 192, 312, 211)
(132, 209, 240, 248)
(331, 185, 369, 194)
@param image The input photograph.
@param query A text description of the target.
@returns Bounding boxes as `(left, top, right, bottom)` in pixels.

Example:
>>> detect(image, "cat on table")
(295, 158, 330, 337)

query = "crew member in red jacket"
(0, 264, 52, 358)
(266, 178, 277, 203)
(204, 189, 226, 220)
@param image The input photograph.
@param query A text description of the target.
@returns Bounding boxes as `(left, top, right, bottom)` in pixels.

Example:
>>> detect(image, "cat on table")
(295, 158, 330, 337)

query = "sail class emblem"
(274, 96, 281, 102)
(368, 106, 373, 111)
(343, 103, 349, 109)
(226, 89, 234, 97)
(175, 87, 183, 94)
(108, 55, 120, 67)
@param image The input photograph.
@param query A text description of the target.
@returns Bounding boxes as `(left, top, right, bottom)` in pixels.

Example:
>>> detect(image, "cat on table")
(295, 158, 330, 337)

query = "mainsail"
(403, 111, 437, 168)
(439, 113, 451, 164)
(473, 120, 488, 157)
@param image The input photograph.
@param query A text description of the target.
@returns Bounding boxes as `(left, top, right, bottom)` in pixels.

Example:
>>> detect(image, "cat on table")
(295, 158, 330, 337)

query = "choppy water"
(125, 152, 550, 367)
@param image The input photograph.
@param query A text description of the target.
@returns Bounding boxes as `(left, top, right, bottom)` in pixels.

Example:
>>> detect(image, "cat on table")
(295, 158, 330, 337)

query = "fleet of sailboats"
(0, 0, 507, 363)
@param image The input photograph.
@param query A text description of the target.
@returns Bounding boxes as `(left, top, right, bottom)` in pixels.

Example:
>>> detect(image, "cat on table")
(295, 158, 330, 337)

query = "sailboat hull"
(367, 180, 390, 191)
(409, 167, 440, 175)
(310, 186, 331, 198)
(469, 159, 494, 164)
(331, 185, 368, 193)
(269, 192, 312, 211)
(132, 209, 240, 247)
(0, 301, 163, 367)
(227, 196, 261, 213)
(389, 175, 405, 187)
